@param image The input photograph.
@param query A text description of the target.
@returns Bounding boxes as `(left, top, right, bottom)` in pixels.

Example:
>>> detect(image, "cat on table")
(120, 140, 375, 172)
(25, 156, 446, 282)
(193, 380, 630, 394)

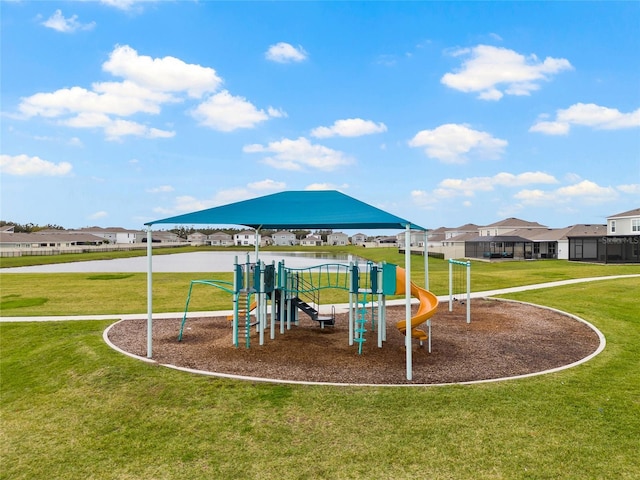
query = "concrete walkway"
(1, 274, 638, 323)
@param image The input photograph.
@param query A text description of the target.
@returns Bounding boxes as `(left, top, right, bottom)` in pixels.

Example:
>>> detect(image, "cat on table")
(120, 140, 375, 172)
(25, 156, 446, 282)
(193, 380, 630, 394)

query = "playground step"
(293, 297, 319, 320)
(315, 315, 335, 326)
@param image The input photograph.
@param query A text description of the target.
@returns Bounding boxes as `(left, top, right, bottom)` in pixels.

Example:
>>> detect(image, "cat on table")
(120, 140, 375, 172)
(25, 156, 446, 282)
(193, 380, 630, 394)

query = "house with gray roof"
(327, 232, 349, 246)
(300, 234, 323, 246)
(567, 208, 639, 263)
(479, 218, 547, 237)
(272, 230, 298, 246)
(351, 233, 367, 245)
(208, 232, 233, 246)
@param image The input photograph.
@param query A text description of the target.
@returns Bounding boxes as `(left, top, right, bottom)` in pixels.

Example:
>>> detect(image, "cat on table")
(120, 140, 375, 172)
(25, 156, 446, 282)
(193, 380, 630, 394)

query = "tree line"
(0, 221, 65, 233)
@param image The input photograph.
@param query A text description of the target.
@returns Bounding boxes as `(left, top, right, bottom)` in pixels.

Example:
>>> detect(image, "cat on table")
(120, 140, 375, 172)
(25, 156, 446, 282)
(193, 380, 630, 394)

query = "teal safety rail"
(280, 263, 350, 294)
(279, 263, 350, 325)
(178, 279, 234, 341)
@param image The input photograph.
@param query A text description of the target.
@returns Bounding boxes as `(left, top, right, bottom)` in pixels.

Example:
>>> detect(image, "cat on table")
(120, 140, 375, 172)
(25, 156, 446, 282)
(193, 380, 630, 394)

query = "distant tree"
(0, 221, 65, 233)
(314, 229, 333, 242)
(291, 229, 311, 240)
(170, 226, 195, 238)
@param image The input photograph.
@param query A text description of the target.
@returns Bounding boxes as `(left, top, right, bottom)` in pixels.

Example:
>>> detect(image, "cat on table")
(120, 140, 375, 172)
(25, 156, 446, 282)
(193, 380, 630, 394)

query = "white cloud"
(247, 179, 285, 190)
(305, 183, 349, 191)
(265, 42, 308, 63)
(438, 171, 558, 196)
(88, 211, 108, 220)
(153, 195, 212, 215)
(531, 103, 640, 134)
(410, 190, 439, 210)
(243, 137, 354, 171)
(100, 0, 141, 10)
(147, 185, 175, 193)
(267, 106, 288, 118)
(16, 45, 220, 140)
(20, 84, 174, 118)
(42, 10, 95, 33)
(528, 121, 570, 135)
(441, 45, 572, 100)
(0, 154, 72, 176)
(311, 118, 387, 138)
(411, 171, 558, 209)
(408, 123, 507, 163)
(62, 113, 175, 141)
(154, 180, 286, 216)
(493, 171, 558, 186)
(9, 43, 282, 141)
(192, 90, 272, 131)
(618, 184, 640, 194)
(515, 180, 618, 205)
(103, 45, 221, 98)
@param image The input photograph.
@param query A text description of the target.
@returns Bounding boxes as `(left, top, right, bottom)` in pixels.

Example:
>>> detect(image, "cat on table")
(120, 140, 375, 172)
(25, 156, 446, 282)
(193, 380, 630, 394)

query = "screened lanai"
(145, 190, 427, 380)
(465, 235, 534, 260)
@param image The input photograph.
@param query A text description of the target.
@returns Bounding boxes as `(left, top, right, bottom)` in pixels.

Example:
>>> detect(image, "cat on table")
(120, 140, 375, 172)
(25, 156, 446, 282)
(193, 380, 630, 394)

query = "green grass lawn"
(1, 278, 639, 479)
(2, 248, 639, 316)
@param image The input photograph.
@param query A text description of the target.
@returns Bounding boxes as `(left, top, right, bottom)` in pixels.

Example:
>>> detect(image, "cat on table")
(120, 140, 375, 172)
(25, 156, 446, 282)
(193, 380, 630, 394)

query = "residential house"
(351, 233, 367, 245)
(187, 232, 208, 246)
(479, 218, 547, 237)
(300, 234, 323, 247)
(375, 236, 397, 246)
(608, 208, 640, 235)
(445, 223, 480, 240)
(234, 230, 261, 246)
(272, 230, 298, 246)
(327, 232, 349, 246)
(208, 232, 233, 246)
(146, 230, 183, 244)
(568, 208, 639, 263)
(426, 224, 479, 259)
(463, 218, 549, 260)
(0, 231, 105, 250)
(74, 226, 144, 244)
(396, 230, 428, 247)
(465, 234, 533, 259)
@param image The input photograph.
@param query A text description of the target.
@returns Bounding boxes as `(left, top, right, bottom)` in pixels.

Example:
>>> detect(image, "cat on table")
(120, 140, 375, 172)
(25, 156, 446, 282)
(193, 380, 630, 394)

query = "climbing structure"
(178, 258, 438, 359)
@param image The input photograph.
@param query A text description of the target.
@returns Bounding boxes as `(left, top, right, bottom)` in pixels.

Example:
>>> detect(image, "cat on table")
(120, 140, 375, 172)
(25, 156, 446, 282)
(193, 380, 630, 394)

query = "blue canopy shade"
(146, 190, 425, 231)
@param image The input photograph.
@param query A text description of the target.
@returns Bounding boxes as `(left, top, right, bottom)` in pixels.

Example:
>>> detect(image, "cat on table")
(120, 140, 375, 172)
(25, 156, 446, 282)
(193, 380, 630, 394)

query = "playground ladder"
(235, 289, 258, 348)
(353, 292, 368, 354)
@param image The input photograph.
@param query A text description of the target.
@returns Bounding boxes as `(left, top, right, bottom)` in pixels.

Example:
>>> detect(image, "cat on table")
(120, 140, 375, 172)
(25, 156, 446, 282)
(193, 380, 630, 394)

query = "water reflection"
(3, 251, 370, 273)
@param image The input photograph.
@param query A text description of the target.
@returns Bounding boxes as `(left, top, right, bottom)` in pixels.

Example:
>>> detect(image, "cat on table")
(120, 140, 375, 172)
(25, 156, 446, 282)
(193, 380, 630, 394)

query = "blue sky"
(2, 1, 639, 233)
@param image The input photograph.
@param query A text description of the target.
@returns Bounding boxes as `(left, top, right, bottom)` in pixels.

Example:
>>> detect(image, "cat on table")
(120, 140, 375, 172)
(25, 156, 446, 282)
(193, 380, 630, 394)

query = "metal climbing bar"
(178, 279, 234, 341)
(448, 259, 471, 323)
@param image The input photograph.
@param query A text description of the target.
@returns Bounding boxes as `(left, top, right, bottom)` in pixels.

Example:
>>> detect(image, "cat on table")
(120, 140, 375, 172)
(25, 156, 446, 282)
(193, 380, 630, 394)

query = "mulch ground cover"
(107, 298, 601, 385)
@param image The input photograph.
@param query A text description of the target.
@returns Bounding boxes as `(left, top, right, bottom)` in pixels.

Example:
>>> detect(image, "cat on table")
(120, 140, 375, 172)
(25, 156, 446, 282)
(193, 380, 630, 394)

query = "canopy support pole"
(254, 228, 260, 261)
(405, 224, 412, 381)
(146, 225, 153, 358)
(424, 230, 429, 291)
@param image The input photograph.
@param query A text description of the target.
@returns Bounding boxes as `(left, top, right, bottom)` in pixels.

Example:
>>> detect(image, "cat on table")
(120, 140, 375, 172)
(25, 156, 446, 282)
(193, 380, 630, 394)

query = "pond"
(2, 251, 368, 273)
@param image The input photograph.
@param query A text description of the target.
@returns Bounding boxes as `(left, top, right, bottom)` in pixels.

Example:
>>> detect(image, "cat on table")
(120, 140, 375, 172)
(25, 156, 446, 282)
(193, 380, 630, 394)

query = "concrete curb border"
(102, 297, 607, 387)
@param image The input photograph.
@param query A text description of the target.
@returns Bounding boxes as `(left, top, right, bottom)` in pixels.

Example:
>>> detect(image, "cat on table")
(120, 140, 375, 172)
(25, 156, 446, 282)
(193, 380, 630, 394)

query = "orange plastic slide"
(394, 267, 439, 341)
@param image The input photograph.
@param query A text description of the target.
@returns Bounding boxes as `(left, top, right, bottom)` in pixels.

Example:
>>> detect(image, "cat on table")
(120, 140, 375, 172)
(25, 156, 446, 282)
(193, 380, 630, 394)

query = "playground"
(107, 298, 601, 385)
(117, 190, 606, 384)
